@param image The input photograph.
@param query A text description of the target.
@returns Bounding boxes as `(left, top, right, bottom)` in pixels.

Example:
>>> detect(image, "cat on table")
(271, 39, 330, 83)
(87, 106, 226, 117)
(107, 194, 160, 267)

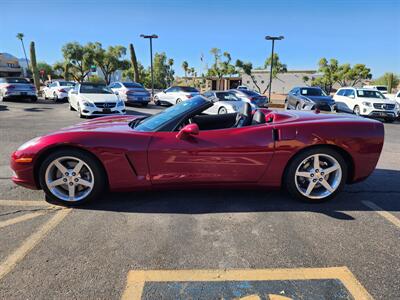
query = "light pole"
(140, 34, 158, 99)
(265, 35, 284, 102)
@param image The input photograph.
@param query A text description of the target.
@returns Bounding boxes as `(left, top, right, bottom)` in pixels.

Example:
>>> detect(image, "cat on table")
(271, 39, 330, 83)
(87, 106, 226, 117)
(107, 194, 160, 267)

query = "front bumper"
(81, 105, 126, 116)
(10, 152, 39, 190)
(302, 102, 335, 112)
(360, 105, 396, 119)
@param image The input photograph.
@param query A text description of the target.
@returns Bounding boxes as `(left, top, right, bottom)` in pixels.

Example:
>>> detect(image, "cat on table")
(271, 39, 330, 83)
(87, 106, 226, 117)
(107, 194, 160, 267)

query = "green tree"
(311, 58, 340, 93)
(61, 42, 95, 82)
(235, 60, 263, 92)
(16, 33, 29, 76)
(129, 43, 140, 83)
(90, 43, 129, 84)
(166, 58, 175, 86)
(264, 53, 287, 93)
(29, 42, 40, 90)
(122, 62, 149, 86)
(182, 61, 189, 83)
(152, 52, 170, 89)
(37, 62, 54, 79)
(53, 61, 71, 81)
(302, 75, 310, 86)
(207, 48, 236, 89)
(373, 73, 400, 93)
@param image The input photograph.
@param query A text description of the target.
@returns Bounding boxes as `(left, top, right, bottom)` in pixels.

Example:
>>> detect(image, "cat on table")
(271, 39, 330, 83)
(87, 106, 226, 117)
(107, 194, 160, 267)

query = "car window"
(203, 91, 213, 98)
(58, 81, 75, 87)
(300, 88, 326, 96)
(180, 86, 199, 93)
(357, 90, 385, 99)
(135, 96, 208, 132)
(166, 87, 177, 93)
(5, 78, 30, 84)
(123, 82, 143, 88)
(216, 92, 239, 101)
(80, 84, 112, 94)
(345, 90, 355, 97)
(114, 83, 122, 88)
(240, 90, 260, 97)
(336, 89, 345, 96)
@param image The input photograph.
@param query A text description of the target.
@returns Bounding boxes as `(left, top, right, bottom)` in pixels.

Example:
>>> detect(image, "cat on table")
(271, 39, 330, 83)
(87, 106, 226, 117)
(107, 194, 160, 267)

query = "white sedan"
(43, 80, 75, 101)
(68, 83, 126, 118)
(202, 90, 245, 114)
(154, 86, 199, 106)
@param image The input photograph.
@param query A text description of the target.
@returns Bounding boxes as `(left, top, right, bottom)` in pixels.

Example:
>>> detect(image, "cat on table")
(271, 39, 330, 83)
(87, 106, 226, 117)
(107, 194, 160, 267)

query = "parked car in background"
(154, 86, 200, 106)
(363, 85, 388, 94)
(202, 90, 245, 114)
(108, 81, 150, 107)
(229, 89, 268, 107)
(43, 80, 75, 101)
(334, 87, 397, 122)
(393, 90, 400, 117)
(0, 77, 37, 102)
(286, 87, 335, 112)
(237, 85, 249, 90)
(68, 83, 125, 118)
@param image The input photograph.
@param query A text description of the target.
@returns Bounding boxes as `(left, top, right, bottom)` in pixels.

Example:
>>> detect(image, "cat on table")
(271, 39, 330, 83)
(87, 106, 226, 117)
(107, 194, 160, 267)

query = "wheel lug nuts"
(74, 178, 79, 182)
(313, 179, 317, 182)
(321, 172, 324, 176)
(319, 178, 323, 181)
(315, 169, 319, 173)
(310, 174, 314, 177)
(69, 182, 73, 186)
(72, 172, 76, 176)
(65, 172, 69, 176)
(63, 178, 67, 182)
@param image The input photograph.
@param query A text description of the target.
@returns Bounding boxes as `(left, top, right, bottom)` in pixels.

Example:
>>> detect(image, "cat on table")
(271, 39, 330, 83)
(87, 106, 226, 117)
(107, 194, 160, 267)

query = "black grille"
(373, 103, 395, 110)
(315, 104, 332, 111)
(94, 102, 116, 108)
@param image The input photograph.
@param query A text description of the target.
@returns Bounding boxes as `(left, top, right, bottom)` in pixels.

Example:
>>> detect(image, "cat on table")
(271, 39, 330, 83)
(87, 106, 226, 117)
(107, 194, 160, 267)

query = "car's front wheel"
(296, 102, 302, 110)
(285, 147, 347, 202)
(154, 96, 161, 106)
(39, 149, 105, 206)
(218, 107, 227, 114)
(353, 105, 361, 116)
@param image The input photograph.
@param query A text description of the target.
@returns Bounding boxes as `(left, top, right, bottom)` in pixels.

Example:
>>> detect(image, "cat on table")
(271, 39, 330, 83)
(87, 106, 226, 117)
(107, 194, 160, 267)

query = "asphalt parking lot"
(0, 99, 399, 299)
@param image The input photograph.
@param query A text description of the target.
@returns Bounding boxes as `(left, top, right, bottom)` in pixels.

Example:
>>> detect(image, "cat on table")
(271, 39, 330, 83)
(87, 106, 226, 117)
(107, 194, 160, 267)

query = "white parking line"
(0, 211, 48, 229)
(362, 200, 400, 229)
(0, 208, 71, 280)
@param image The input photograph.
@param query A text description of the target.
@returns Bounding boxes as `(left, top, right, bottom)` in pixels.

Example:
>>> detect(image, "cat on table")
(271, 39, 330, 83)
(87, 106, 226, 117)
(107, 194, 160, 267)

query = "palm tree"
(16, 33, 29, 76)
(182, 61, 189, 83)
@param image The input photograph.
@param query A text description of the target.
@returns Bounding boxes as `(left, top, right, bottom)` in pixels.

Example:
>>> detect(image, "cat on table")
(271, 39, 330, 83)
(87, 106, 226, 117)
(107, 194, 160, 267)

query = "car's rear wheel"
(53, 92, 58, 102)
(285, 147, 347, 203)
(353, 105, 361, 116)
(154, 96, 161, 106)
(39, 149, 105, 206)
(218, 107, 227, 114)
(285, 99, 289, 110)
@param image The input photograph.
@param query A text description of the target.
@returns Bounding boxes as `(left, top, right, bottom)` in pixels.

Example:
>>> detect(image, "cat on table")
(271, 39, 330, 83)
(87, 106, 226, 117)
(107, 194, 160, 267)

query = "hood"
(303, 95, 334, 103)
(81, 93, 119, 103)
(360, 97, 396, 104)
(52, 115, 143, 134)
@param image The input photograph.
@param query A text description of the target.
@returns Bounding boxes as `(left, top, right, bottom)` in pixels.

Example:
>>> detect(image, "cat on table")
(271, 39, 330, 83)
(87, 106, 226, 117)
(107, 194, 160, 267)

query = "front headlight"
(303, 98, 312, 103)
(117, 100, 125, 107)
(17, 137, 41, 151)
(362, 101, 372, 107)
(82, 101, 95, 107)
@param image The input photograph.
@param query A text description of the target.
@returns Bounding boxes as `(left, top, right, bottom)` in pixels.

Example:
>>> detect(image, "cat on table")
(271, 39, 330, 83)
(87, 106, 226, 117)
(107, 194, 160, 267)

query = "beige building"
(0, 53, 23, 77)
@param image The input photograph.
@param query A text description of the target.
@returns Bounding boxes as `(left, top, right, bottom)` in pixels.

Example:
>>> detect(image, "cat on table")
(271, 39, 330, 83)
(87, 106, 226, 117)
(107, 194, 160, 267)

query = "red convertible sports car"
(11, 96, 384, 205)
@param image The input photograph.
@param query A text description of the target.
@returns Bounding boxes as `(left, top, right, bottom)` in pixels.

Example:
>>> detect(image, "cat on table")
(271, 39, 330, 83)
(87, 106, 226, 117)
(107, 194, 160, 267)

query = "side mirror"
(176, 123, 199, 140)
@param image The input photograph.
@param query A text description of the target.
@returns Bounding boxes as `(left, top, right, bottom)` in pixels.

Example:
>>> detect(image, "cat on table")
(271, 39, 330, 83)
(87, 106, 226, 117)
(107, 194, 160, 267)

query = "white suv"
(334, 87, 397, 122)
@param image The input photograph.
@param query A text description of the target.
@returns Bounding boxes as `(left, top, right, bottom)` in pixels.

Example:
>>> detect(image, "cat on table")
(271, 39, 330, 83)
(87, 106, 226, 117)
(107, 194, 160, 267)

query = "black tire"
(284, 147, 347, 203)
(176, 98, 182, 104)
(53, 92, 58, 102)
(31, 96, 38, 102)
(69, 102, 75, 111)
(218, 107, 228, 114)
(154, 96, 161, 106)
(78, 104, 84, 118)
(384, 118, 395, 123)
(285, 99, 290, 110)
(43, 92, 48, 100)
(353, 105, 361, 116)
(142, 102, 148, 107)
(39, 149, 106, 206)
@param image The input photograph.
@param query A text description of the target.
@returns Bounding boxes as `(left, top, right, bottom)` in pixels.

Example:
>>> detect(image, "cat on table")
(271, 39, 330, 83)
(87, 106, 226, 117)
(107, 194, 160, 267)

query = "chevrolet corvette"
(11, 96, 384, 205)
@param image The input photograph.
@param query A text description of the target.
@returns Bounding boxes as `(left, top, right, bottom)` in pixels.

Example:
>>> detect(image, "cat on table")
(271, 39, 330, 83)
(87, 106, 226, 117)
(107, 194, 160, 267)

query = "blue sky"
(1, 0, 399, 78)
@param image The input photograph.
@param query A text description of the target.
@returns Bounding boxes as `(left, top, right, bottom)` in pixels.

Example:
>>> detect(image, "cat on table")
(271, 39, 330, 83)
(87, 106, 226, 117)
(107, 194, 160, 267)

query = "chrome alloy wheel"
(294, 153, 342, 200)
(44, 156, 94, 202)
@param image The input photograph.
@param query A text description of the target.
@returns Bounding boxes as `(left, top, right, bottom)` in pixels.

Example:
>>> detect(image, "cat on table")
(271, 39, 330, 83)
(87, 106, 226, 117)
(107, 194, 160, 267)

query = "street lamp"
(265, 35, 284, 102)
(140, 34, 158, 99)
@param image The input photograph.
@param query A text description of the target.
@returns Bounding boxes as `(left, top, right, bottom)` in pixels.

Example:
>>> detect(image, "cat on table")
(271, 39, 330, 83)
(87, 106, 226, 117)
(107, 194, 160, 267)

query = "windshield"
(5, 78, 29, 84)
(134, 96, 208, 132)
(376, 86, 387, 92)
(180, 87, 199, 93)
(80, 84, 112, 94)
(216, 92, 240, 101)
(357, 90, 385, 99)
(59, 81, 75, 87)
(240, 90, 260, 97)
(123, 82, 144, 89)
(300, 88, 327, 96)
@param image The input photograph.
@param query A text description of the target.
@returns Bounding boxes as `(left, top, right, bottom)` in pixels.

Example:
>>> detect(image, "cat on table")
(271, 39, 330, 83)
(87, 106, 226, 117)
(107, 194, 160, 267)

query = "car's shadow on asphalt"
(0, 104, 9, 111)
(71, 168, 400, 221)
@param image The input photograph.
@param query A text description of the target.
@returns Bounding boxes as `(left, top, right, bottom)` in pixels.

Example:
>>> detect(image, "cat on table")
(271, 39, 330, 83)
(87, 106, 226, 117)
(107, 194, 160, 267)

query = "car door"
(160, 87, 173, 102)
(147, 125, 275, 185)
(288, 88, 298, 108)
(345, 89, 357, 112)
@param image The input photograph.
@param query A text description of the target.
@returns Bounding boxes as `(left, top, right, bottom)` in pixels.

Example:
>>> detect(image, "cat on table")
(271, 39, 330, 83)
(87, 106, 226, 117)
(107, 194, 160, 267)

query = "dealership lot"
(0, 99, 399, 299)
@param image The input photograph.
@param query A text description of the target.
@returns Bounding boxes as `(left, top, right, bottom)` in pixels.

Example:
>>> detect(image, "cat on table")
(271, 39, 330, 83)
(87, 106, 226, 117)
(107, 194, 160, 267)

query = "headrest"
(242, 102, 252, 117)
(252, 110, 266, 125)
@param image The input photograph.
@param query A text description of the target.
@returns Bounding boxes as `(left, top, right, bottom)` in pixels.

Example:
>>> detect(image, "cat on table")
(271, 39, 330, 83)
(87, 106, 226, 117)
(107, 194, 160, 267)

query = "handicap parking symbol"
(122, 267, 372, 300)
